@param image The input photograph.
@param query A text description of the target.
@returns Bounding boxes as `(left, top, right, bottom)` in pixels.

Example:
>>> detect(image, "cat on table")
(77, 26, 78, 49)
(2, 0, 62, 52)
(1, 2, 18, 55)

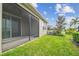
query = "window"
(43, 26, 46, 30)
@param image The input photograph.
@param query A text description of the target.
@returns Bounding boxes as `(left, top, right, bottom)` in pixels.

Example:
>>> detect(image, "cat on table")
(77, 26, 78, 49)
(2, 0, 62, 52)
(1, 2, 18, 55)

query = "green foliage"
(70, 17, 79, 28)
(66, 28, 76, 34)
(55, 15, 66, 35)
(73, 32, 79, 42)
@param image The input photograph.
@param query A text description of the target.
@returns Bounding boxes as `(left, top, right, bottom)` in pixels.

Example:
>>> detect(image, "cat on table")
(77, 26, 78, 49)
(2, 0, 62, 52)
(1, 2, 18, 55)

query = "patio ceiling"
(17, 3, 48, 23)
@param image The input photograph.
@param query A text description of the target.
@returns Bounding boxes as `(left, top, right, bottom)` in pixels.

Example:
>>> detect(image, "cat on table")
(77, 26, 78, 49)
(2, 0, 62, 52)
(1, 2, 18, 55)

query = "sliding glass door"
(2, 14, 11, 39)
(2, 13, 21, 39)
(12, 17, 21, 37)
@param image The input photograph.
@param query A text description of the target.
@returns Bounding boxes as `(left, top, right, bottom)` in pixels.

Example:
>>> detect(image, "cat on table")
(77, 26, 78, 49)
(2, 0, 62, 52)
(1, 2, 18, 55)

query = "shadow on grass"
(48, 33, 65, 37)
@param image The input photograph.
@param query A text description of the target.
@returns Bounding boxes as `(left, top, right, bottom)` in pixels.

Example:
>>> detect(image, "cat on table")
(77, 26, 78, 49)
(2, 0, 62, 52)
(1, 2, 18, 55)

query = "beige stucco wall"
(0, 3, 2, 52)
(39, 19, 47, 37)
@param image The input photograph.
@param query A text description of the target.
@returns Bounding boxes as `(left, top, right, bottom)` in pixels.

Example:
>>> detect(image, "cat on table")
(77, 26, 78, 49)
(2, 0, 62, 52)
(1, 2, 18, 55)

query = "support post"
(29, 14, 31, 41)
(0, 3, 2, 52)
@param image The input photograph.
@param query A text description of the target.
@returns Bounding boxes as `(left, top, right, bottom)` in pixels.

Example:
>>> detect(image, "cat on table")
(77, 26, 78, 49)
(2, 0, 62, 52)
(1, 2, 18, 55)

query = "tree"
(55, 15, 66, 35)
(70, 17, 79, 28)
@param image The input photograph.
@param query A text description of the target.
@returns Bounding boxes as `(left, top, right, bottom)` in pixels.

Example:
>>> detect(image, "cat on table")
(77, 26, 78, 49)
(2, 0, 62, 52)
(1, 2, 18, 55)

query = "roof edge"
(17, 3, 48, 23)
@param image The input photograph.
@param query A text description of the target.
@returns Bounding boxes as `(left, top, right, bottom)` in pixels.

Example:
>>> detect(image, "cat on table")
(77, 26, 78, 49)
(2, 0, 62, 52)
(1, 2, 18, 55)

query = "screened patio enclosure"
(2, 3, 39, 43)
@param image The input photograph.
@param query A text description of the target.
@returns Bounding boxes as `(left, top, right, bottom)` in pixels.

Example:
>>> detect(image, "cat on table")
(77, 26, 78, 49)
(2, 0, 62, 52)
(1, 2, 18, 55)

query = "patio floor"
(2, 36, 35, 51)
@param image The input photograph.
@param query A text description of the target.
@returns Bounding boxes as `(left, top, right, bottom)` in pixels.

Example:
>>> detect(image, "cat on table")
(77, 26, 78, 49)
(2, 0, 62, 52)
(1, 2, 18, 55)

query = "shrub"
(73, 32, 79, 42)
(66, 28, 76, 34)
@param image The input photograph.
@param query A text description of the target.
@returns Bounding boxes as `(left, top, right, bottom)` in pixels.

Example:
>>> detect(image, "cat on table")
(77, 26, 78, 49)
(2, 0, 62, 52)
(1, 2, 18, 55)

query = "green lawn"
(2, 35, 79, 56)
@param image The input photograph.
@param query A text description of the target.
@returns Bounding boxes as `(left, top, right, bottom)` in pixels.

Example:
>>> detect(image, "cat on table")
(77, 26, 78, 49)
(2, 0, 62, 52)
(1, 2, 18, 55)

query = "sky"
(32, 3, 79, 28)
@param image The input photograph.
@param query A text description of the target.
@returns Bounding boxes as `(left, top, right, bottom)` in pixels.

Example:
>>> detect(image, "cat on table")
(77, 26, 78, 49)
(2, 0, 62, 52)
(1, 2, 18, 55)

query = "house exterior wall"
(0, 3, 48, 52)
(39, 19, 47, 37)
(0, 3, 2, 52)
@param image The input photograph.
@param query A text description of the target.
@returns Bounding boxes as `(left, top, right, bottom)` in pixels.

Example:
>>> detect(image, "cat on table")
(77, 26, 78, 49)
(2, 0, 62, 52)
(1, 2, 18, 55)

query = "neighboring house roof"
(17, 3, 48, 23)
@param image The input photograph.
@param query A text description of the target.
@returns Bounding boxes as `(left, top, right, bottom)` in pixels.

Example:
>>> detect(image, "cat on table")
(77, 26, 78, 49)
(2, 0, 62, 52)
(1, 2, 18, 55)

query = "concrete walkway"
(2, 36, 35, 51)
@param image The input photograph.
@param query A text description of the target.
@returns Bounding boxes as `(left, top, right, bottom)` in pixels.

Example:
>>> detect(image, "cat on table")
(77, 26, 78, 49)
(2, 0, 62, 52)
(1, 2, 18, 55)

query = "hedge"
(73, 32, 79, 42)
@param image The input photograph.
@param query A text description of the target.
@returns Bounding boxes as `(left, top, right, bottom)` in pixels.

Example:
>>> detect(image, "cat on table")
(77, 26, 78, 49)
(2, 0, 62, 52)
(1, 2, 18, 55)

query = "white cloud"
(65, 16, 76, 28)
(32, 3, 38, 8)
(63, 6, 75, 13)
(58, 13, 65, 16)
(65, 16, 75, 24)
(56, 4, 62, 13)
(43, 11, 47, 15)
(55, 4, 75, 14)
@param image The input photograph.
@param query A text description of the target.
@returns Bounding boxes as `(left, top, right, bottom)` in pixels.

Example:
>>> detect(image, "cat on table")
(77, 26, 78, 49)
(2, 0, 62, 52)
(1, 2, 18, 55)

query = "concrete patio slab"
(2, 36, 35, 51)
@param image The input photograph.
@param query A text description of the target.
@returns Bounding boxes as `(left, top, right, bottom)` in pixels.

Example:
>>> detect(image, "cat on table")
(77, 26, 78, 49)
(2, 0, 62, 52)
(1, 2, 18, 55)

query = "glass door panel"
(12, 17, 21, 37)
(2, 14, 11, 39)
